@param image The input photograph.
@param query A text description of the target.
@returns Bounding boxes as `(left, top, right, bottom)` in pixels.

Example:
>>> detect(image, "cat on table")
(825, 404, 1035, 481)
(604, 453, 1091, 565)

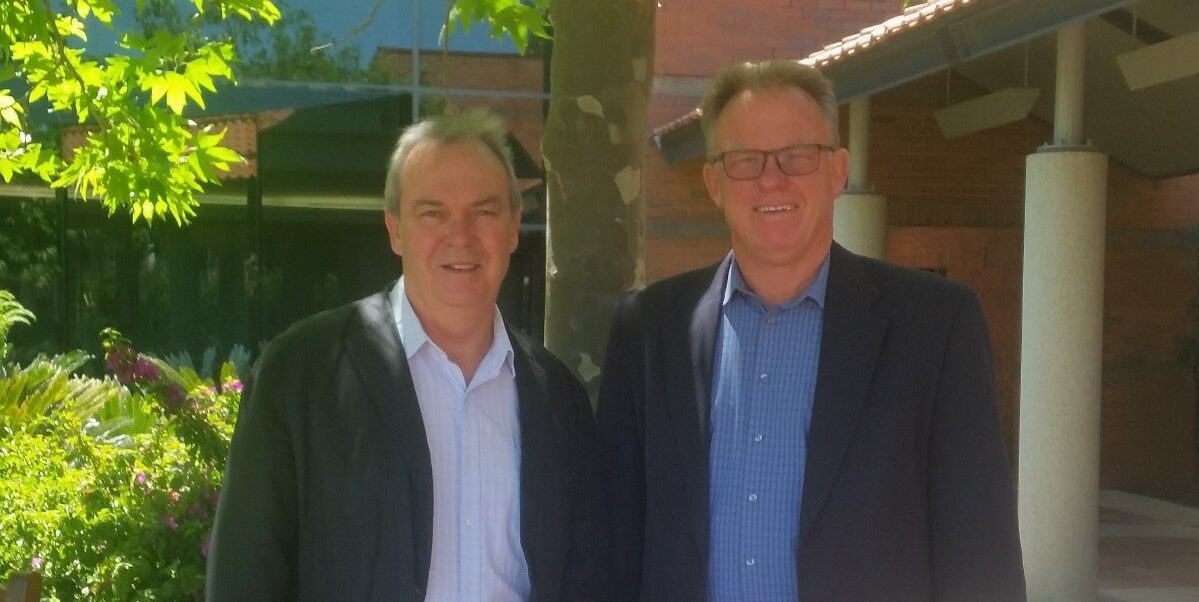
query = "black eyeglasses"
(710, 143, 835, 180)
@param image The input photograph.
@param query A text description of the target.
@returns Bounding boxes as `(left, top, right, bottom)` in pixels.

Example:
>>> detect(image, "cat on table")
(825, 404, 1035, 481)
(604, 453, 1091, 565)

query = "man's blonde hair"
(700, 60, 840, 156)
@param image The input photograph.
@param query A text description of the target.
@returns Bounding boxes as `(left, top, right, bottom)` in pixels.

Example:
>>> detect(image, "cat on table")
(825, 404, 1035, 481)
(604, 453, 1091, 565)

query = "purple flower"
(30, 556, 43, 570)
(133, 358, 159, 381)
(201, 532, 212, 558)
(164, 384, 187, 409)
(104, 349, 122, 371)
(134, 472, 148, 487)
(189, 501, 207, 519)
(165, 516, 179, 530)
(223, 379, 243, 393)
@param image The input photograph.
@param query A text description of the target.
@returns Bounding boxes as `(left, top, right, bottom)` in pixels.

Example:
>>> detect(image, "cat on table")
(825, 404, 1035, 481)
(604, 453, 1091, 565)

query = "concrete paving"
(1097, 490, 1199, 602)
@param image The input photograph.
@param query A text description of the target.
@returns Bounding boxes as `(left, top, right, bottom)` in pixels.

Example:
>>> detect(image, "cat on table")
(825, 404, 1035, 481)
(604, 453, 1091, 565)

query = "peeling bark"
(542, 0, 655, 404)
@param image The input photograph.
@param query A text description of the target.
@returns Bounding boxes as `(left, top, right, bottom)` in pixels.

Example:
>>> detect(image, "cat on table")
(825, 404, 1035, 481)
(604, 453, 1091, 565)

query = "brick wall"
(655, 0, 900, 77)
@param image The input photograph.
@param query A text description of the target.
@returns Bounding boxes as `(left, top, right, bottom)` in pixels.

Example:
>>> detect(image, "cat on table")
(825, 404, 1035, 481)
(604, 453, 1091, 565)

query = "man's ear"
(831, 147, 850, 194)
(383, 209, 404, 257)
(703, 161, 723, 209)
(508, 201, 521, 254)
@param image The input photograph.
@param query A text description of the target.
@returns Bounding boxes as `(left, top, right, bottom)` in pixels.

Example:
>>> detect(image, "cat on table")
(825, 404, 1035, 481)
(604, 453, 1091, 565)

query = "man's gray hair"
(383, 107, 522, 214)
(700, 60, 841, 156)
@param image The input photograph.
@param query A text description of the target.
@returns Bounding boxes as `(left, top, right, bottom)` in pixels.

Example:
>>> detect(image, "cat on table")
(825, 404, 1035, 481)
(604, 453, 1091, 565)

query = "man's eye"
(779, 147, 814, 161)
(726, 153, 760, 167)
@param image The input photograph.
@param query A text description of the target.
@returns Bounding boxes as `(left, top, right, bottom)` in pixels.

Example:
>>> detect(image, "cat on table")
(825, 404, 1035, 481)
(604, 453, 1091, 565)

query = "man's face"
(703, 86, 848, 274)
(384, 139, 519, 324)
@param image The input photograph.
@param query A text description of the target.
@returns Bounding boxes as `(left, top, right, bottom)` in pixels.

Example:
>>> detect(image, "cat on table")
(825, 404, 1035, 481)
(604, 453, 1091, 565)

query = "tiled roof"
(802, 0, 978, 68)
(651, 0, 982, 138)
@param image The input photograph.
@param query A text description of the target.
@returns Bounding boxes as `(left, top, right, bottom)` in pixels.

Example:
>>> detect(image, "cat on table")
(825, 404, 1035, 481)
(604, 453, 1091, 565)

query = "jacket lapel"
(344, 290, 435, 587)
(798, 245, 888, 545)
(510, 330, 554, 599)
(667, 257, 731, 555)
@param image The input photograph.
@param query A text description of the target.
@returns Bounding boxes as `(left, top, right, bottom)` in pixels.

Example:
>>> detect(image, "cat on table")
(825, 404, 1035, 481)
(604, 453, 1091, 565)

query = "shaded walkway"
(1098, 490, 1199, 601)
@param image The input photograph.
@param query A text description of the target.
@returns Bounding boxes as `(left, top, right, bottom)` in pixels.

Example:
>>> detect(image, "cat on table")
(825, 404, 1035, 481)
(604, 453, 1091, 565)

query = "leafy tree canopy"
(1, 0, 280, 225)
(1, 0, 548, 225)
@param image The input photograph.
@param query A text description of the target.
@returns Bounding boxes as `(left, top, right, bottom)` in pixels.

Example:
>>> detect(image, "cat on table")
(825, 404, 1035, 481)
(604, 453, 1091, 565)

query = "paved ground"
(1097, 490, 1199, 601)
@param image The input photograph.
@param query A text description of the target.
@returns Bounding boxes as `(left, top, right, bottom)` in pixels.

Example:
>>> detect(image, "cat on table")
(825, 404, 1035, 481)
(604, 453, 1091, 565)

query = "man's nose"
(444, 213, 477, 242)
(757, 154, 788, 188)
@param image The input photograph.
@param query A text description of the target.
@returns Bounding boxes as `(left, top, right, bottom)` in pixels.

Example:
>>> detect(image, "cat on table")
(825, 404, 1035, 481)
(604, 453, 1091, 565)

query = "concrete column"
(834, 96, 887, 259)
(1054, 23, 1086, 146)
(1018, 24, 1108, 602)
(1018, 147, 1107, 602)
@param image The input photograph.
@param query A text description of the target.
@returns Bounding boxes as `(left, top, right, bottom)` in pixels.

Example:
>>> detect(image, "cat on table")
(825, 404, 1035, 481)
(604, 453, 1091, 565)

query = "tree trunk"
(542, 0, 655, 404)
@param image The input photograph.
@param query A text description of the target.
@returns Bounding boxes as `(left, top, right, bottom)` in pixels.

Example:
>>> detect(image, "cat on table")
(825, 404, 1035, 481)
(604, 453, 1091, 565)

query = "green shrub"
(0, 291, 241, 600)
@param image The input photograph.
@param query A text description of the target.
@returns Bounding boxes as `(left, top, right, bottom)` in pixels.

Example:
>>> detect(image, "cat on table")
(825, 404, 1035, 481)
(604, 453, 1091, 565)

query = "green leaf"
(163, 73, 192, 115)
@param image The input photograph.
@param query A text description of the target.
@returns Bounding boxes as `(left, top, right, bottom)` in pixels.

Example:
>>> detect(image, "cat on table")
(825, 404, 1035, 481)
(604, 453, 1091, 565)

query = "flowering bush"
(0, 293, 242, 600)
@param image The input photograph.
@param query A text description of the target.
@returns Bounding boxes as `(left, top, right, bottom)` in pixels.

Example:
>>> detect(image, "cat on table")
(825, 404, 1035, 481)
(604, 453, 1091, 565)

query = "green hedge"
(0, 290, 240, 600)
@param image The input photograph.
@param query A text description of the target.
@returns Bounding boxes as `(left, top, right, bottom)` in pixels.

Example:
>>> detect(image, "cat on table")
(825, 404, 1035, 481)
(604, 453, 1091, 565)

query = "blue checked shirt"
(707, 253, 829, 601)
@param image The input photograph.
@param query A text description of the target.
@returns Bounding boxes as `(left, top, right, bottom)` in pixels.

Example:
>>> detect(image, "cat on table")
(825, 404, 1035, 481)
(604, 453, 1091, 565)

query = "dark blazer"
(207, 289, 606, 601)
(597, 244, 1026, 602)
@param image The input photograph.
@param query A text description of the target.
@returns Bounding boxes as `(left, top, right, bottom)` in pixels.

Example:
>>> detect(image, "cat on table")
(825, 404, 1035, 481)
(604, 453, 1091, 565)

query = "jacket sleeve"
(559, 363, 612, 602)
(928, 289, 1027, 601)
(206, 346, 299, 601)
(594, 294, 647, 602)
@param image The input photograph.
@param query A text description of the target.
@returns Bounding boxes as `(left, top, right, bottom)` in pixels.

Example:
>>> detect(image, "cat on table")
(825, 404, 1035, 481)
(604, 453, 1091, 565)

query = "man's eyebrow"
(473, 196, 505, 207)
(409, 198, 444, 209)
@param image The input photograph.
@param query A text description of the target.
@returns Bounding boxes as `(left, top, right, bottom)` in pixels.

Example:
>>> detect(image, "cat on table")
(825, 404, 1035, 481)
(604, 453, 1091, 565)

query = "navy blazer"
(597, 244, 1025, 601)
(207, 289, 606, 601)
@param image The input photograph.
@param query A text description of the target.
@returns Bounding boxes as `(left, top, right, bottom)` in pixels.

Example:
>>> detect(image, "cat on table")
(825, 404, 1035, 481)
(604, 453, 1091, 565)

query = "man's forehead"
(714, 87, 829, 140)
(401, 139, 507, 182)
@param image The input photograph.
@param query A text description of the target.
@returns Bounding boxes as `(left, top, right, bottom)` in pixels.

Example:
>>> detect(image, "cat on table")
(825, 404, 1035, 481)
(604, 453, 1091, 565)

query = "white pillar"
(1054, 23, 1086, 146)
(834, 96, 887, 259)
(847, 97, 871, 190)
(1018, 148, 1107, 602)
(833, 193, 887, 259)
(1018, 23, 1108, 602)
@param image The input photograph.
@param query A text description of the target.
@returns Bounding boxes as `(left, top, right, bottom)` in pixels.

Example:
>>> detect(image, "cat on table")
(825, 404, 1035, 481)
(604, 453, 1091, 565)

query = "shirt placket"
(739, 306, 768, 596)
(461, 377, 484, 601)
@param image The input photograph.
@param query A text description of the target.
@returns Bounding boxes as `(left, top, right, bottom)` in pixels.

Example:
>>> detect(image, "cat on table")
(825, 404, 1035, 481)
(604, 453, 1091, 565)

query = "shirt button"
(465, 519, 474, 527)
(745, 557, 756, 566)
(766, 315, 776, 325)
(753, 433, 763, 442)
(748, 493, 758, 502)
(759, 373, 768, 382)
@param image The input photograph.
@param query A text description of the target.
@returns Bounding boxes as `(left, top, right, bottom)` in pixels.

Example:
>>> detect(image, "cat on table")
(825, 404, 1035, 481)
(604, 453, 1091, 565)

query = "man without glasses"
(207, 108, 605, 601)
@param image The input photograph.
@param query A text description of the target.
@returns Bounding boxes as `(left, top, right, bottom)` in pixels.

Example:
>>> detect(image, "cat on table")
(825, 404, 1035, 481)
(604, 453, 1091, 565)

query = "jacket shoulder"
(621, 262, 720, 314)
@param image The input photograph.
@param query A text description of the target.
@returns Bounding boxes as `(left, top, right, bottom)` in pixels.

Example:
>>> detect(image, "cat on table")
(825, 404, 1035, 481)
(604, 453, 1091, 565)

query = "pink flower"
(168, 490, 181, 504)
(163, 384, 187, 409)
(133, 358, 159, 381)
(165, 516, 179, 530)
(223, 379, 243, 393)
(134, 472, 148, 487)
(30, 556, 43, 570)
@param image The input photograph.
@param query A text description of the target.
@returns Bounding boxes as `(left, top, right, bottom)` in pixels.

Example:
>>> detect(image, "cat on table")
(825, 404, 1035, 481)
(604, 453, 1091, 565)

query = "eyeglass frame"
(708, 142, 837, 180)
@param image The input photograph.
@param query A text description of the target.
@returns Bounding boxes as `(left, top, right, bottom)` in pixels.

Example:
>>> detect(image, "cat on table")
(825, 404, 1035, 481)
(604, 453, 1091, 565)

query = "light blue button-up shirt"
(707, 253, 829, 601)
(390, 278, 530, 602)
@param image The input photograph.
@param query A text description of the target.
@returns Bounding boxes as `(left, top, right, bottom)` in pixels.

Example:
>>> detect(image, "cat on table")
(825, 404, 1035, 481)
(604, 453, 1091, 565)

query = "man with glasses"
(597, 60, 1025, 601)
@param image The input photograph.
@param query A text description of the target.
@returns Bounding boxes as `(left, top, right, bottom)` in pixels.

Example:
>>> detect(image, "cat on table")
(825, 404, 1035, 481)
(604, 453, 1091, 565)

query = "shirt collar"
(722, 250, 831, 309)
(389, 277, 515, 378)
